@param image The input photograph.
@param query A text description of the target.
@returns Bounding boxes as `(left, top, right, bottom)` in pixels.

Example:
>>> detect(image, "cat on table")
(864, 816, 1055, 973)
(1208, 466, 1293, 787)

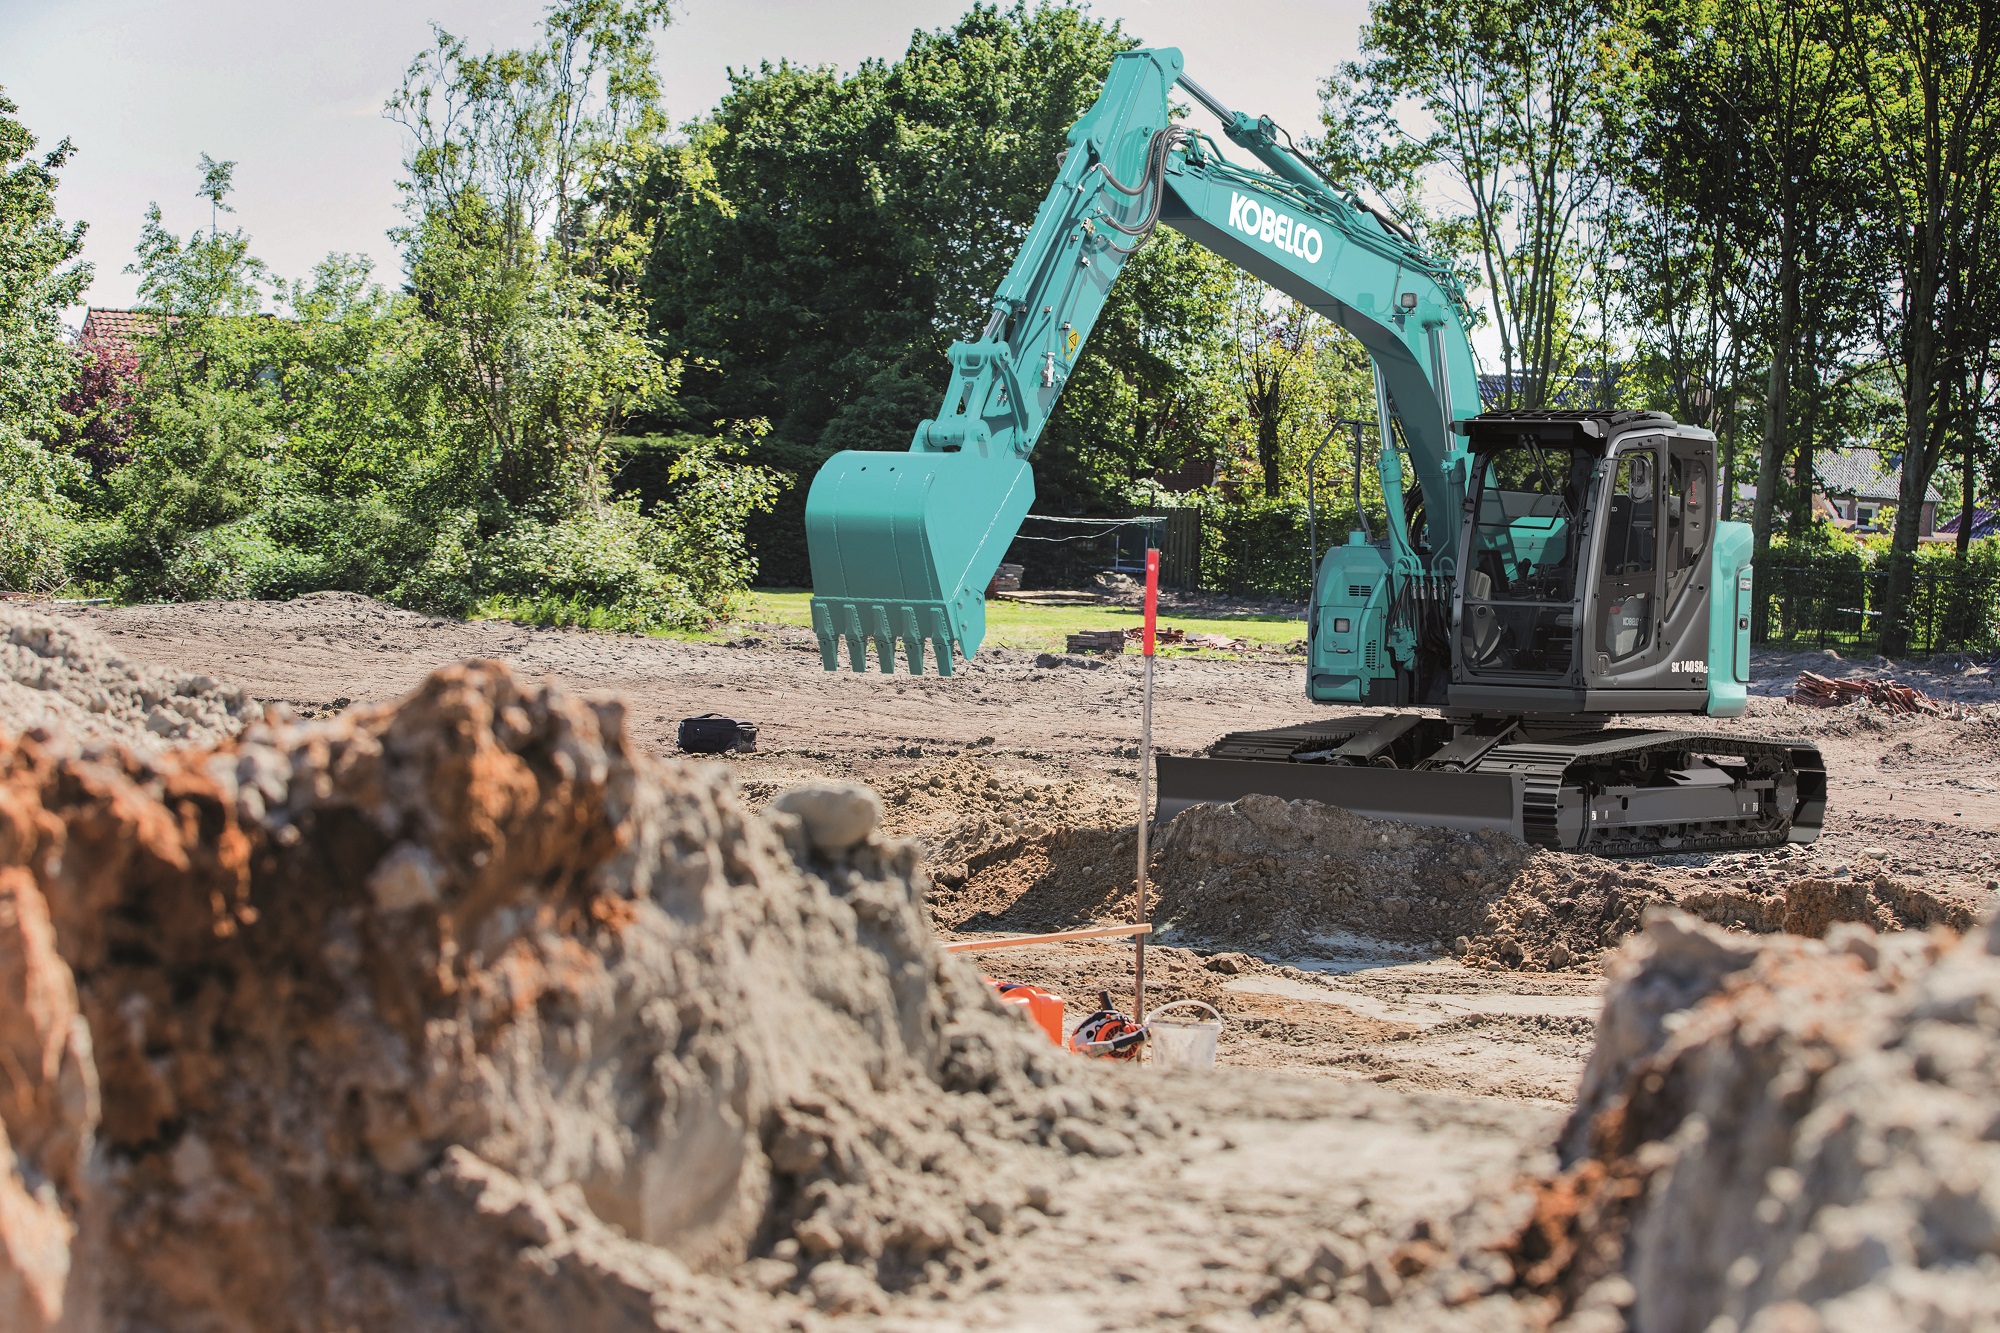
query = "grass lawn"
(733, 590, 1304, 656)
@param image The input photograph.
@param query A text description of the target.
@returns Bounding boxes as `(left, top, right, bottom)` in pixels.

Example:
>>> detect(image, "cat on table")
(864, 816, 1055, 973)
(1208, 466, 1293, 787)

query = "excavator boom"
(805, 46, 1477, 674)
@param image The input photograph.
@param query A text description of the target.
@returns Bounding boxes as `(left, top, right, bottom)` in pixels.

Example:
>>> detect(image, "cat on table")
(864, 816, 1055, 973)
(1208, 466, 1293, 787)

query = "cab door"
(1595, 443, 1663, 668)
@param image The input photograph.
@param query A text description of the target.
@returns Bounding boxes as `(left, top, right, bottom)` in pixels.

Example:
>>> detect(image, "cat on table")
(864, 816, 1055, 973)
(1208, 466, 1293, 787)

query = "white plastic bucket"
(1143, 1000, 1222, 1070)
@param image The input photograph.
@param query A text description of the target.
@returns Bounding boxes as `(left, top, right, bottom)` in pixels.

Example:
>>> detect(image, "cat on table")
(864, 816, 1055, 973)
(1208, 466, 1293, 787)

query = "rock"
(366, 843, 445, 912)
(1361, 1255, 1402, 1306)
(740, 1257, 797, 1294)
(805, 1260, 883, 1314)
(969, 1197, 1009, 1232)
(770, 780, 883, 854)
(1058, 1121, 1132, 1158)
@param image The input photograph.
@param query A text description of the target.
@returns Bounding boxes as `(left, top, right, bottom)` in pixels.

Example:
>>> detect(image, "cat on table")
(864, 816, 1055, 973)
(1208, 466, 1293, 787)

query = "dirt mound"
(0, 662, 1159, 1332)
(1702, 688, 2000, 761)
(1151, 794, 1535, 953)
(828, 757, 1140, 932)
(1288, 910, 2000, 1330)
(0, 603, 257, 753)
(872, 756, 1134, 866)
(1456, 858, 1978, 973)
(1139, 795, 1982, 971)
(1524, 911, 2000, 1330)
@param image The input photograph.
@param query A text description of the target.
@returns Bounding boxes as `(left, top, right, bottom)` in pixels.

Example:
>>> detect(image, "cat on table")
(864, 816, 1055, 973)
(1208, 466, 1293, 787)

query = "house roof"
(1813, 448, 1944, 505)
(78, 308, 168, 353)
(1938, 507, 1998, 538)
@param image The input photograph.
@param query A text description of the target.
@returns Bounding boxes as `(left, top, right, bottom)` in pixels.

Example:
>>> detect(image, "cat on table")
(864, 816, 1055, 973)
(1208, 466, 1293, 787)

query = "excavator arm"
(806, 46, 1480, 674)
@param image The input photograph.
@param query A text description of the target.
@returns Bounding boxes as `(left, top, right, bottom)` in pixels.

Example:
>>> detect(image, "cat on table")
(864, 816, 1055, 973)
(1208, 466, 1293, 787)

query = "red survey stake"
(1142, 548, 1159, 655)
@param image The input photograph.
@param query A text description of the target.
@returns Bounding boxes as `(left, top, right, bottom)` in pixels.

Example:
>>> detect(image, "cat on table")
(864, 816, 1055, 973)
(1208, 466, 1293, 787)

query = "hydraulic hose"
(1095, 126, 1189, 256)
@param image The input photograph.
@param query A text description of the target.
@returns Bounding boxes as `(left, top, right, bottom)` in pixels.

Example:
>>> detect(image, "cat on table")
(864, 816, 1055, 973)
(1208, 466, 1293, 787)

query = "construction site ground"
(36, 591, 2000, 1329)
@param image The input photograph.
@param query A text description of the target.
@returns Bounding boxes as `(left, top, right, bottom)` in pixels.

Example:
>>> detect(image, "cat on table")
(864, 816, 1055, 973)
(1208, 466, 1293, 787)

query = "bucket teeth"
(864, 605, 890, 674)
(843, 605, 868, 673)
(810, 598, 961, 676)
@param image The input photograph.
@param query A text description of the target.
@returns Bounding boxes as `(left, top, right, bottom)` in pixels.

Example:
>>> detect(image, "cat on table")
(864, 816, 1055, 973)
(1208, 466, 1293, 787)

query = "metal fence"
(1756, 561, 2000, 657)
(1005, 508, 1201, 590)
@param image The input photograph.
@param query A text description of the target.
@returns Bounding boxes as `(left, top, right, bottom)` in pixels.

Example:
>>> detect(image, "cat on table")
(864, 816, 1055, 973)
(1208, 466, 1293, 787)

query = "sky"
(0, 0, 1372, 315)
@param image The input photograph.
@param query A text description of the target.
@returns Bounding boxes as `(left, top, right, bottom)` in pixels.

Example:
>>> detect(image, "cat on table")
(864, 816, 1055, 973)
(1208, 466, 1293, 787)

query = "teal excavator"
(804, 47, 1824, 855)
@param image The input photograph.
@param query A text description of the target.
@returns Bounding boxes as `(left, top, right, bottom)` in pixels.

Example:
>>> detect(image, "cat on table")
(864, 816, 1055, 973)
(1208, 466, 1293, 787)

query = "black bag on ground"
(677, 713, 759, 754)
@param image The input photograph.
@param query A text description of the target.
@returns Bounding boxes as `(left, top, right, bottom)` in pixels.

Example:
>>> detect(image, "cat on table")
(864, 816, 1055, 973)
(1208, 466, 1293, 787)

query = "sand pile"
(1257, 910, 2000, 1330)
(0, 603, 258, 753)
(0, 659, 1159, 1332)
(1527, 910, 2000, 1330)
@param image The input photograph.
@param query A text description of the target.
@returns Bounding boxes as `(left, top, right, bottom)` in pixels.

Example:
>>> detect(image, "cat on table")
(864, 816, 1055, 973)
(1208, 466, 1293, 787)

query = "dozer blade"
(1154, 755, 1526, 840)
(806, 449, 1034, 674)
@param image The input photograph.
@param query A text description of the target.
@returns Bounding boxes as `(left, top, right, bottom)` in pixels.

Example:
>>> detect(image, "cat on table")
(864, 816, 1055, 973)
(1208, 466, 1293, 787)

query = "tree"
(638, 3, 1138, 581)
(0, 88, 91, 592)
(57, 330, 140, 476)
(1216, 281, 1373, 500)
(0, 88, 90, 440)
(1036, 229, 1237, 503)
(1708, 0, 1881, 591)
(1319, 0, 1633, 410)
(101, 166, 291, 597)
(1609, 3, 1762, 495)
(644, 3, 1130, 452)
(1843, 1, 2000, 656)
(388, 1, 676, 513)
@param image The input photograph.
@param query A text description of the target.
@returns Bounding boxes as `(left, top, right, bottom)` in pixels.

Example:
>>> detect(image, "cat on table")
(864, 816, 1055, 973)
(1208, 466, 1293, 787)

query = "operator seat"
(1463, 569, 1505, 665)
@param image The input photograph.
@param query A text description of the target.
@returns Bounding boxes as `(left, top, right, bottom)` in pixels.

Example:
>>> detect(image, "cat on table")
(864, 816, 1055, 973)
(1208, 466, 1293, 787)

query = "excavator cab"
(1445, 410, 1742, 720)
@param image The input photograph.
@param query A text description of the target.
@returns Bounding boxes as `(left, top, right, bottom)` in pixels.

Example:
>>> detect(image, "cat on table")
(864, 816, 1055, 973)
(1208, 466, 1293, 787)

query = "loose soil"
(10, 592, 1998, 1328)
(48, 592, 1993, 1095)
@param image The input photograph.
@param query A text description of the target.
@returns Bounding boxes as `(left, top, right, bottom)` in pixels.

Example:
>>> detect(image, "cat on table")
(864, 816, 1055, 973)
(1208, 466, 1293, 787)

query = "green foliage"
(477, 429, 783, 631)
(0, 88, 89, 439)
(1758, 524, 2000, 655)
(639, 3, 1148, 580)
(644, 3, 1130, 455)
(21, 1, 772, 628)
(0, 424, 84, 594)
(30, 0, 1998, 631)
(0, 87, 91, 593)
(1196, 494, 1313, 600)
(402, 205, 671, 510)
(390, 4, 677, 514)
(1037, 231, 1239, 500)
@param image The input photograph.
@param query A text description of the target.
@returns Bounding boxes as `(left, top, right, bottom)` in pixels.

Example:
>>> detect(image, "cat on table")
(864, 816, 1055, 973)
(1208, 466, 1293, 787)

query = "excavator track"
(1472, 731, 1825, 854)
(1162, 719, 1825, 856)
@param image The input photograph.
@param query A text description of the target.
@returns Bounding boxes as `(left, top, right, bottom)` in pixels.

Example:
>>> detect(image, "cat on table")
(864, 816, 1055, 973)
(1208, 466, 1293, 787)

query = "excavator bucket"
(805, 449, 1035, 674)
